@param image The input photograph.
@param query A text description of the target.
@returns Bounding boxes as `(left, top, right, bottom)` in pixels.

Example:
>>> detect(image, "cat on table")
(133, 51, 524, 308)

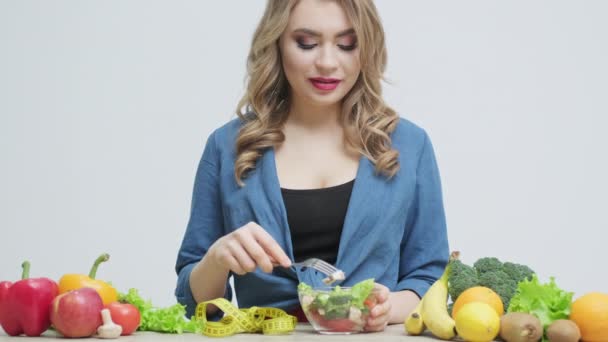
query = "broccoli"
(502, 262, 535, 284)
(478, 270, 518, 309)
(447, 256, 536, 308)
(473, 257, 503, 275)
(448, 260, 479, 302)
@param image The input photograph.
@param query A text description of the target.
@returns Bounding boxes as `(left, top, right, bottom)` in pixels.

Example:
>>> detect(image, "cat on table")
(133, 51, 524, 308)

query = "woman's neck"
(286, 97, 342, 132)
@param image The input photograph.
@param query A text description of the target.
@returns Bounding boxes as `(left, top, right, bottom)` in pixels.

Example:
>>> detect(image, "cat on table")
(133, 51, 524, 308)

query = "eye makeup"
(296, 36, 317, 50)
(337, 35, 357, 51)
(294, 34, 358, 51)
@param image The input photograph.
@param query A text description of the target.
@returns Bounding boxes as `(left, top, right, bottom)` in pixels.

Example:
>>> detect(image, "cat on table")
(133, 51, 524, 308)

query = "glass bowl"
(297, 285, 377, 334)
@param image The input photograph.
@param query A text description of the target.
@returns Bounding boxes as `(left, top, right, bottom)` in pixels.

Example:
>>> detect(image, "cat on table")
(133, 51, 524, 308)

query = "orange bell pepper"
(58, 253, 117, 305)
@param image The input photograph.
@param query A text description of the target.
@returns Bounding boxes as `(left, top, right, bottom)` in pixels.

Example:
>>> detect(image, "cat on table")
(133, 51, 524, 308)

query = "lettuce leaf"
(298, 278, 375, 312)
(507, 275, 573, 331)
(351, 279, 375, 309)
(297, 282, 314, 296)
(119, 288, 201, 334)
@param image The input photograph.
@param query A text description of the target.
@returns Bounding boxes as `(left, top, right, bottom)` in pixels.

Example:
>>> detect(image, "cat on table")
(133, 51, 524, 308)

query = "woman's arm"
(188, 251, 231, 315)
(388, 290, 420, 324)
(189, 222, 292, 315)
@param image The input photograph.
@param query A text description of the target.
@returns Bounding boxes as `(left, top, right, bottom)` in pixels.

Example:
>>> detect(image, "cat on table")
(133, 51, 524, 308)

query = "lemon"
(454, 302, 500, 342)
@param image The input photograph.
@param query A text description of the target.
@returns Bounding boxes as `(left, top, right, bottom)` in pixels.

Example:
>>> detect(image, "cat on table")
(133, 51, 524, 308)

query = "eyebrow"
(292, 28, 355, 38)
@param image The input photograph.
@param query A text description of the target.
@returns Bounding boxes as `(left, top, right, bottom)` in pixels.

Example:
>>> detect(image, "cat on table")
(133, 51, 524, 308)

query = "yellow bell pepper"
(58, 253, 118, 305)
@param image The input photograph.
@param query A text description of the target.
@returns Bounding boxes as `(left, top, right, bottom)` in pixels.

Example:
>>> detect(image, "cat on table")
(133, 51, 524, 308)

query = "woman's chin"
(304, 93, 344, 108)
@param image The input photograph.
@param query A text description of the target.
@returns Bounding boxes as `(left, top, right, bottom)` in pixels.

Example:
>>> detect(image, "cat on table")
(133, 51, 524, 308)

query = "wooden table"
(1, 324, 441, 341)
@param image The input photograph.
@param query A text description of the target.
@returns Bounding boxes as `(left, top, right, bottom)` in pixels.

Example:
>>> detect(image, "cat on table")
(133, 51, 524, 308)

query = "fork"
(292, 258, 345, 285)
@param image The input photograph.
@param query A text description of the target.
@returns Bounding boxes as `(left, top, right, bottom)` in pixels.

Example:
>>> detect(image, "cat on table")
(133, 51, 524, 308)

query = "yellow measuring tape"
(194, 298, 297, 337)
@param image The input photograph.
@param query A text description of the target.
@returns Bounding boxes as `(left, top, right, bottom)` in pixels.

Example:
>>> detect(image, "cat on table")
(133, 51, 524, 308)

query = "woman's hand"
(207, 221, 292, 275)
(365, 283, 391, 332)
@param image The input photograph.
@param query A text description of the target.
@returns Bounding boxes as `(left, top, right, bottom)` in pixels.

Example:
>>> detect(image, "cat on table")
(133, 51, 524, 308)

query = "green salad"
(298, 279, 376, 332)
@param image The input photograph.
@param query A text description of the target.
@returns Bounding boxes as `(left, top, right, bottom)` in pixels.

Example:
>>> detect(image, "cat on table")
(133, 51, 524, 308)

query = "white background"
(1, 0, 606, 310)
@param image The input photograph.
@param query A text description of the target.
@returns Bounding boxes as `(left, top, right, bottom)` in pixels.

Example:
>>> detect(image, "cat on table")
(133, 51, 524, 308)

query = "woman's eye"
(296, 37, 317, 50)
(338, 44, 357, 51)
(297, 42, 317, 50)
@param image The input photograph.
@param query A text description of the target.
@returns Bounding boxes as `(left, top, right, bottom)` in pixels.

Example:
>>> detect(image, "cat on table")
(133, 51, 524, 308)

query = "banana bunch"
(404, 251, 459, 340)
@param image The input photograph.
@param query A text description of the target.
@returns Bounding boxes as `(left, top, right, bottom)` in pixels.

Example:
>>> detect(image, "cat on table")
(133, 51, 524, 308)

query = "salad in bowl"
(297, 279, 376, 334)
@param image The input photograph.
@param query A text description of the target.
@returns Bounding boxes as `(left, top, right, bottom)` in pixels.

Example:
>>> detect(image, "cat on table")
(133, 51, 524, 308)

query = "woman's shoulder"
(391, 116, 431, 150)
(210, 116, 243, 144)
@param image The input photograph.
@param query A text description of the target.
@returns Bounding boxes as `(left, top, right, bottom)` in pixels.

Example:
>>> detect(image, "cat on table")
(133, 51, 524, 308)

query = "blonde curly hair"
(235, 0, 399, 186)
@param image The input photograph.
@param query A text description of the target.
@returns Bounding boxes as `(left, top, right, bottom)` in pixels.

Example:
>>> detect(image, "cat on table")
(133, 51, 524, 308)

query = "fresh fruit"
(50, 287, 104, 338)
(546, 319, 581, 342)
(569, 292, 608, 342)
(105, 302, 141, 335)
(404, 298, 425, 335)
(421, 251, 459, 340)
(452, 286, 504, 319)
(454, 302, 500, 342)
(499, 312, 542, 342)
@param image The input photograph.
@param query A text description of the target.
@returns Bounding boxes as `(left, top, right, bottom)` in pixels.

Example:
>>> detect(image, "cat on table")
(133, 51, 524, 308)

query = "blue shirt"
(175, 117, 449, 318)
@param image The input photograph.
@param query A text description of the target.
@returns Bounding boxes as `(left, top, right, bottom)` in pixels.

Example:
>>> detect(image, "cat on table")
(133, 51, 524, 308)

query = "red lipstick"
(309, 77, 341, 91)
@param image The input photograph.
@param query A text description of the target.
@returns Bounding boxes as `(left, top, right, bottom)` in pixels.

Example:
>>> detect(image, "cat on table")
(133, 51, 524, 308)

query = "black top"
(280, 179, 355, 265)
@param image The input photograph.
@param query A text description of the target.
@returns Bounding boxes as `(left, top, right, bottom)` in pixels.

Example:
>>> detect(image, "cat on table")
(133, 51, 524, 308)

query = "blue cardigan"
(175, 117, 449, 318)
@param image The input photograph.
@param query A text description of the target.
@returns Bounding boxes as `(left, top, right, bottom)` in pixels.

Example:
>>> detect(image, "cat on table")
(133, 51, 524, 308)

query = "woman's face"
(279, 0, 361, 109)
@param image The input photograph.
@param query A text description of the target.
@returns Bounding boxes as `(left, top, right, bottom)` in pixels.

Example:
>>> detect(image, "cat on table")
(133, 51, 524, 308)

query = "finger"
(227, 241, 257, 273)
(373, 284, 390, 302)
(269, 255, 278, 265)
(237, 233, 274, 273)
(371, 301, 391, 318)
(224, 254, 246, 275)
(367, 308, 390, 327)
(365, 317, 388, 332)
(250, 226, 291, 267)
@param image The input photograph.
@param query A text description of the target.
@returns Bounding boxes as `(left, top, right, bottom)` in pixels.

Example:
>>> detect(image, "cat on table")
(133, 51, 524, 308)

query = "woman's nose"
(315, 45, 339, 72)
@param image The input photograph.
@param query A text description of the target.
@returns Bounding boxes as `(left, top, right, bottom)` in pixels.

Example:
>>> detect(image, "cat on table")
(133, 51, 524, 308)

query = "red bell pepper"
(0, 261, 58, 336)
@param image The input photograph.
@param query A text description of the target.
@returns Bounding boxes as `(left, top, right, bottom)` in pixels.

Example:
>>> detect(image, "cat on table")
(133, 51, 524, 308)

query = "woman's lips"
(309, 77, 341, 91)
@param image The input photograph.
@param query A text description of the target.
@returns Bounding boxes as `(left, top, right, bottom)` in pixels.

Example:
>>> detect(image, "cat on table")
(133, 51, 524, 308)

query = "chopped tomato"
(319, 318, 356, 332)
(364, 296, 377, 309)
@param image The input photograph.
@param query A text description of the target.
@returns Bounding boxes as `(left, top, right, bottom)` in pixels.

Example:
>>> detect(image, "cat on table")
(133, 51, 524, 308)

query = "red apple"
(105, 302, 140, 335)
(50, 287, 103, 338)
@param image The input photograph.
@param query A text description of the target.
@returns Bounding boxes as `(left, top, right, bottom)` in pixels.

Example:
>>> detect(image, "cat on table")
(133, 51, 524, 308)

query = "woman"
(175, 0, 449, 332)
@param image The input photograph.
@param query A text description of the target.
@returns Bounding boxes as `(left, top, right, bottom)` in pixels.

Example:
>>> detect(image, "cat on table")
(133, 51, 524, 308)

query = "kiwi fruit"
(546, 319, 581, 342)
(499, 312, 543, 342)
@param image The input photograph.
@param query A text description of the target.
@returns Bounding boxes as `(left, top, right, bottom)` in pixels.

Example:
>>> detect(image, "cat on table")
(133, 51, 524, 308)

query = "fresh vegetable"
(105, 302, 141, 335)
(478, 270, 517, 309)
(298, 279, 375, 332)
(50, 287, 104, 338)
(499, 312, 542, 342)
(96, 309, 122, 339)
(119, 288, 200, 334)
(0, 275, 15, 332)
(503, 262, 536, 284)
(58, 253, 118, 305)
(447, 260, 478, 303)
(0, 261, 59, 337)
(448, 256, 535, 308)
(507, 275, 573, 335)
(473, 257, 504, 275)
(546, 319, 580, 342)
